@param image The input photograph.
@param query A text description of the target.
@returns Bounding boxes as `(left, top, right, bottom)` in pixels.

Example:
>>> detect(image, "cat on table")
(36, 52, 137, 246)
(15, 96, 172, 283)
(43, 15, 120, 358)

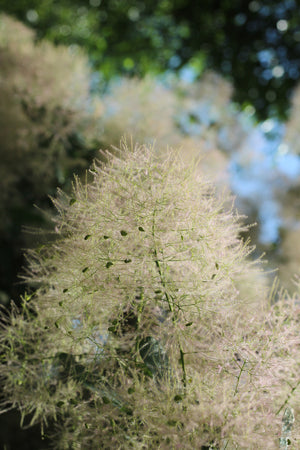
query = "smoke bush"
(100, 76, 229, 183)
(0, 14, 103, 301)
(0, 13, 102, 231)
(283, 80, 300, 156)
(101, 76, 178, 148)
(0, 143, 299, 448)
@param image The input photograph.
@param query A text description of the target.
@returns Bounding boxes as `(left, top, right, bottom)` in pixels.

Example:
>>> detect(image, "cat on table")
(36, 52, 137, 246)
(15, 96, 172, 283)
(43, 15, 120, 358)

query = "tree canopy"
(1, 0, 300, 119)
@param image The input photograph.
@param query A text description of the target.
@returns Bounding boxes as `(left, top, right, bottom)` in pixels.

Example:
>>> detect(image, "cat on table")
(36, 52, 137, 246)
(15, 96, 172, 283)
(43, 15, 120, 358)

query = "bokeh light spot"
(276, 19, 288, 32)
(26, 9, 38, 23)
(272, 65, 285, 78)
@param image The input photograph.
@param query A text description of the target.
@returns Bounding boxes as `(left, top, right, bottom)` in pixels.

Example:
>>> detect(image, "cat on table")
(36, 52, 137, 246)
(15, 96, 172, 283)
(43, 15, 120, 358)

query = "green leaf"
(23, 292, 33, 302)
(120, 405, 133, 415)
(128, 387, 135, 394)
(82, 267, 89, 273)
(106, 261, 113, 269)
(138, 226, 145, 232)
(59, 301, 63, 307)
(174, 394, 183, 402)
(55, 321, 59, 328)
(142, 365, 154, 378)
(84, 234, 91, 240)
(120, 230, 128, 236)
(124, 258, 132, 263)
(103, 235, 109, 239)
(185, 322, 193, 327)
(167, 420, 178, 427)
(69, 198, 76, 206)
(63, 288, 68, 293)
(215, 262, 219, 270)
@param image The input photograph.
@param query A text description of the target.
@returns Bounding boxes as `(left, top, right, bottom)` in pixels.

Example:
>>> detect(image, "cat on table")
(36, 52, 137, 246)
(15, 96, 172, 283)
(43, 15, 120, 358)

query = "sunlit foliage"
(1, 0, 300, 118)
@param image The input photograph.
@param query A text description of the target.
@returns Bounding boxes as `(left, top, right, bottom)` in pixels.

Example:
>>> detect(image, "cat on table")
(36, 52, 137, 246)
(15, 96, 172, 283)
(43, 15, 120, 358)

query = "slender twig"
(152, 205, 174, 313)
(179, 346, 187, 387)
(151, 204, 188, 387)
(276, 380, 300, 416)
(233, 360, 246, 396)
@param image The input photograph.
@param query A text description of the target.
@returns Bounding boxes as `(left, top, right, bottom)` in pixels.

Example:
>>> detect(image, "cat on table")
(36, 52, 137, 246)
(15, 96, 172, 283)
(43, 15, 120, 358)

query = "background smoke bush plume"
(0, 143, 299, 449)
(0, 14, 103, 301)
(0, 13, 102, 221)
(100, 75, 230, 184)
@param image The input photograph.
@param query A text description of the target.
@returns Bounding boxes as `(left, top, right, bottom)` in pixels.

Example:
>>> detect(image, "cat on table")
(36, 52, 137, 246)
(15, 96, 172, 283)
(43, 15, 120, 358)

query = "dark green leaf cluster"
(1, 0, 300, 118)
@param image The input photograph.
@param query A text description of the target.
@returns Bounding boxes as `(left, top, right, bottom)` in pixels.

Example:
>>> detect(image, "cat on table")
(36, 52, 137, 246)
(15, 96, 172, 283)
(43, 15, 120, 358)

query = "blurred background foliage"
(2, 0, 300, 119)
(1, 1, 300, 447)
